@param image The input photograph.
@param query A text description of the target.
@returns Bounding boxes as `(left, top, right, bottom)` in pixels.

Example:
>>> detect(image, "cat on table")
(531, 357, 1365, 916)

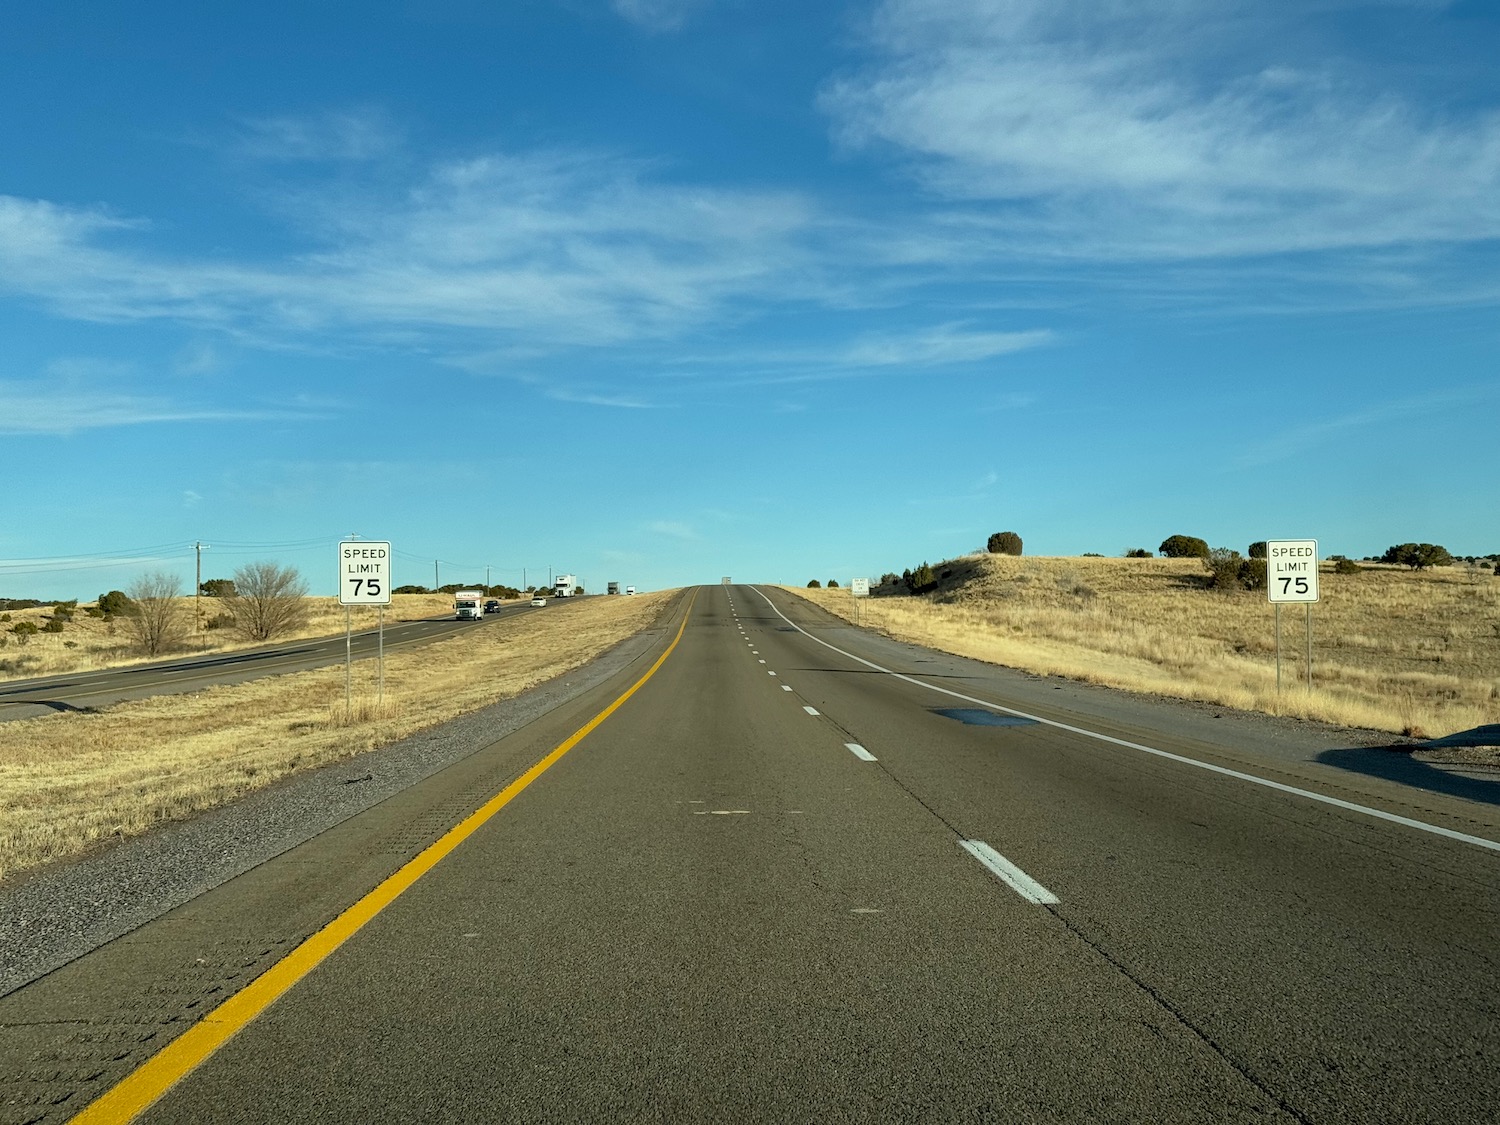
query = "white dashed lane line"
(960, 840, 1058, 905)
(781, 685, 793, 692)
(845, 742, 877, 762)
(803, 706, 820, 716)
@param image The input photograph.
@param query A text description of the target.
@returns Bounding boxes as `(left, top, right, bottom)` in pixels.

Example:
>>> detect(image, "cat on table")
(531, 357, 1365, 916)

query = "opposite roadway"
(1, 584, 1496, 1123)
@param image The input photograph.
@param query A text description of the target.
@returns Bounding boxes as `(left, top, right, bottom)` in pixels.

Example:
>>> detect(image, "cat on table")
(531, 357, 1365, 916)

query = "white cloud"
(0, 151, 822, 349)
(838, 324, 1052, 367)
(611, 0, 706, 33)
(0, 379, 324, 435)
(822, 0, 1500, 259)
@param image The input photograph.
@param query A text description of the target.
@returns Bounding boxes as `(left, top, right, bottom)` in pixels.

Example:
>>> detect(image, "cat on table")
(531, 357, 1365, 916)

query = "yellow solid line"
(70, 593, 697, 1125)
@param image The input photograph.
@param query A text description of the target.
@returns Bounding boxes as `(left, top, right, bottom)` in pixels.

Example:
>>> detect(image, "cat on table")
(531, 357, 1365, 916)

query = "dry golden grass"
(0, 591, 674, 882)
(0, 594, 464, 682)
(790, 556, 1500, 739)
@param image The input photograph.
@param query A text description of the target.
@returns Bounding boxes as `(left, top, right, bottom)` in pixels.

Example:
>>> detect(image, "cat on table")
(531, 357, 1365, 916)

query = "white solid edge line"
(961, 840, 1059, 905)
(750, 587, 1500, 855)
(804, 706, 820, 716)
(845, 742, 878, 761)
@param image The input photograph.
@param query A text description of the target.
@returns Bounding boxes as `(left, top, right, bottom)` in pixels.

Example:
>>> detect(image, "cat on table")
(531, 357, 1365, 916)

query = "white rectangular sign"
(1266, 539, 1319, 603)
(338, 541, 392, 605)
(850, 577, 870, 597)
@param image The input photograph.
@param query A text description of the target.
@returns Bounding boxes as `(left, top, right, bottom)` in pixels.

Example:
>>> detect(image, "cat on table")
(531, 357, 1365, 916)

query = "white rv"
(453, 590, 485, 620)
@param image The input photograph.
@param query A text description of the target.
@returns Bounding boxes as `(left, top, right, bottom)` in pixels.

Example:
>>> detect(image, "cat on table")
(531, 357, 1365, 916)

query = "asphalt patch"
(932, 707, 1038, 728)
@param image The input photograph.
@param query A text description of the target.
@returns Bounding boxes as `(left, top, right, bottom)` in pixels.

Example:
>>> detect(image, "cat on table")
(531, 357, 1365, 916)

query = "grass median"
(0, 591, 674, 883)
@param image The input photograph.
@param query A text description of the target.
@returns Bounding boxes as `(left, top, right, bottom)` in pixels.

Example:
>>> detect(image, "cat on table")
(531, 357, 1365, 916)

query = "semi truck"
(453, 590, 485, 620)
(607, 581, 620, 595)
(554, 574, 578, 598)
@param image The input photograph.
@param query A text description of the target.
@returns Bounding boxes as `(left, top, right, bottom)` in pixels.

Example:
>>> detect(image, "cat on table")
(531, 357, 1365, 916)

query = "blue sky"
(3, 0, 1498, 600)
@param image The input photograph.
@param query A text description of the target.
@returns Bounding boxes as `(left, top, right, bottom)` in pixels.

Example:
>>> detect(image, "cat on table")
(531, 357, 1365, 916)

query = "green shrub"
(10, 621, 39, 645)
(1381, 543, 1454, 570)
(1081, 552, 1103, 557)
(987, 531, 1023, 556)
(1161, 535, 1210, 559)
(1124, 548, 1152, 558)
(827, 579, 839, 588)
(909, 562, 937, 594)
(1205, 549, 1266, 591)
(1247, 541, 1267, 559)
(41, 616, 66, 634)
(97, 590, 133, 616)
(807, 579, 821, 588)
(1334, 558, 1362, 575)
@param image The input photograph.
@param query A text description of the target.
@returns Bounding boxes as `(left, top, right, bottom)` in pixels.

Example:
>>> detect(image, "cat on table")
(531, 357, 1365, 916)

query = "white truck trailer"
(553, 574, 578, 598)
(453, 590, 485, 620)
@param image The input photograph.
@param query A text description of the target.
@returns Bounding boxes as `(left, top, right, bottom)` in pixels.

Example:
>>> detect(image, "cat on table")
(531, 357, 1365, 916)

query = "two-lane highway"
(0, 599, 552, 722)
(1, 584, 1496, 1123)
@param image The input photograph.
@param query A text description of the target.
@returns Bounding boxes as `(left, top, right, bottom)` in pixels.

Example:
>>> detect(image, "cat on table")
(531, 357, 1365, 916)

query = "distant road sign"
(850, 577, 870, 597)
(339, 541, 392, 605)
(1267, 539, 1319, 603)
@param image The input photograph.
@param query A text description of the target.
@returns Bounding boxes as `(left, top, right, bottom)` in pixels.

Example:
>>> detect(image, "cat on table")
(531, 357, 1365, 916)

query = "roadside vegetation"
(791, 553, 1500, 740)
(0, 588, 462, 682)
(0, 590, 674, 883)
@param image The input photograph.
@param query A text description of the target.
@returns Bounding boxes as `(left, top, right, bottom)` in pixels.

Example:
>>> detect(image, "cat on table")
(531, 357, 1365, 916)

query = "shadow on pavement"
(1316, 732, 1500, 808)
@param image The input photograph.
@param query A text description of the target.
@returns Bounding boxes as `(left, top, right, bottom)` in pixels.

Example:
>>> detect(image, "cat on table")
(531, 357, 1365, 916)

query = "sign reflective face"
(850, 577, 870, 597)
(1266, 539, 1319, 603)
(338, 541, 392, 605)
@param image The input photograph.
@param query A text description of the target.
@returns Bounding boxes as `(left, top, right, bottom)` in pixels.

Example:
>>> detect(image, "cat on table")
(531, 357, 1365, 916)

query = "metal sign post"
(850, 577, 869, 627)
(1267, 539, 1319, 692)
(338, 541, 393, 719)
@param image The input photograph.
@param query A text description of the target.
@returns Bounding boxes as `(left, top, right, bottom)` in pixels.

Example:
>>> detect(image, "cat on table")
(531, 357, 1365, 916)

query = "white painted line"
(758, 660, 766, 664)
(781, 685, 793, 692)
(845, 742, 877, 761)
(803, 706, 820, 716)
(768, 671, 776, 677)
(961, 840, 1058, 905)
(751, 588, 1500, 856)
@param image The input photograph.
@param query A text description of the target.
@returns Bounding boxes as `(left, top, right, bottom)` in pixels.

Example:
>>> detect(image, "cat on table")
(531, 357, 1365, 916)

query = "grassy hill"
(791, 554, 1500, 739)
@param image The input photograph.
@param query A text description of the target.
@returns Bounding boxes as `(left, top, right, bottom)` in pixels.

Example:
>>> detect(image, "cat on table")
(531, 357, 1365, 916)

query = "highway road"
(2, 584, 1497, 1123)
(0, 599, 548, 722)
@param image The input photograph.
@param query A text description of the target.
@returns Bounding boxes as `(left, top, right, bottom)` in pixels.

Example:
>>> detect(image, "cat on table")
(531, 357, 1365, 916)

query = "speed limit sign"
(338, 541, 392, 605)
(1266, 540, 1319, 603)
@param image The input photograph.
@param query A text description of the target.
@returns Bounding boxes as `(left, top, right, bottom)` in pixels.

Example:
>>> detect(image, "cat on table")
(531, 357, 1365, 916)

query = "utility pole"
(486, 565, 491, 592)
(434, 559, 439, 591)
(192, 542, 209, 633)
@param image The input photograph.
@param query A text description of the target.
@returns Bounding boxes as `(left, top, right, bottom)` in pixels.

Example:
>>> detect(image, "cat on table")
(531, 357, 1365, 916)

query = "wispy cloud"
(837, 324, 1053, 367)
(611, 0, 707, 33)
(823, 0, 1500, 260)
(0, 380, 325, 435)
(647, 520, 698, 540)
(1233, 384, 1497, 468)
(0, 150, 823, 349)
(548, 389, 656, 409)
(233, 108, 402, 163)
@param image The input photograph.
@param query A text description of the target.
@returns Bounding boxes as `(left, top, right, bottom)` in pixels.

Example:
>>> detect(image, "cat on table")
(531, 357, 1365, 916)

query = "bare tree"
(125, 571, 186, 656)
(229, 562, 310, 641)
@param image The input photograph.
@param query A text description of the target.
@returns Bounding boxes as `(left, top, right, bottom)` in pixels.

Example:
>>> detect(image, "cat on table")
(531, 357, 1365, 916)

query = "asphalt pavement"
(0, 600, 543, 722)
(1, 584, 1496, 1124)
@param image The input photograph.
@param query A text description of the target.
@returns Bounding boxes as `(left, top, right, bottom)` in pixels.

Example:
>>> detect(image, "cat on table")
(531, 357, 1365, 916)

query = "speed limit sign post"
(337, 541, 392, 714)
(1267, 539, 1318, 692)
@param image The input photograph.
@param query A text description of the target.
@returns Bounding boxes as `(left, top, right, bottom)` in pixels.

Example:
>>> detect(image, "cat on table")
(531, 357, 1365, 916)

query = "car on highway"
(530, 596, 547, 607)
(484, 599, 501, 614)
